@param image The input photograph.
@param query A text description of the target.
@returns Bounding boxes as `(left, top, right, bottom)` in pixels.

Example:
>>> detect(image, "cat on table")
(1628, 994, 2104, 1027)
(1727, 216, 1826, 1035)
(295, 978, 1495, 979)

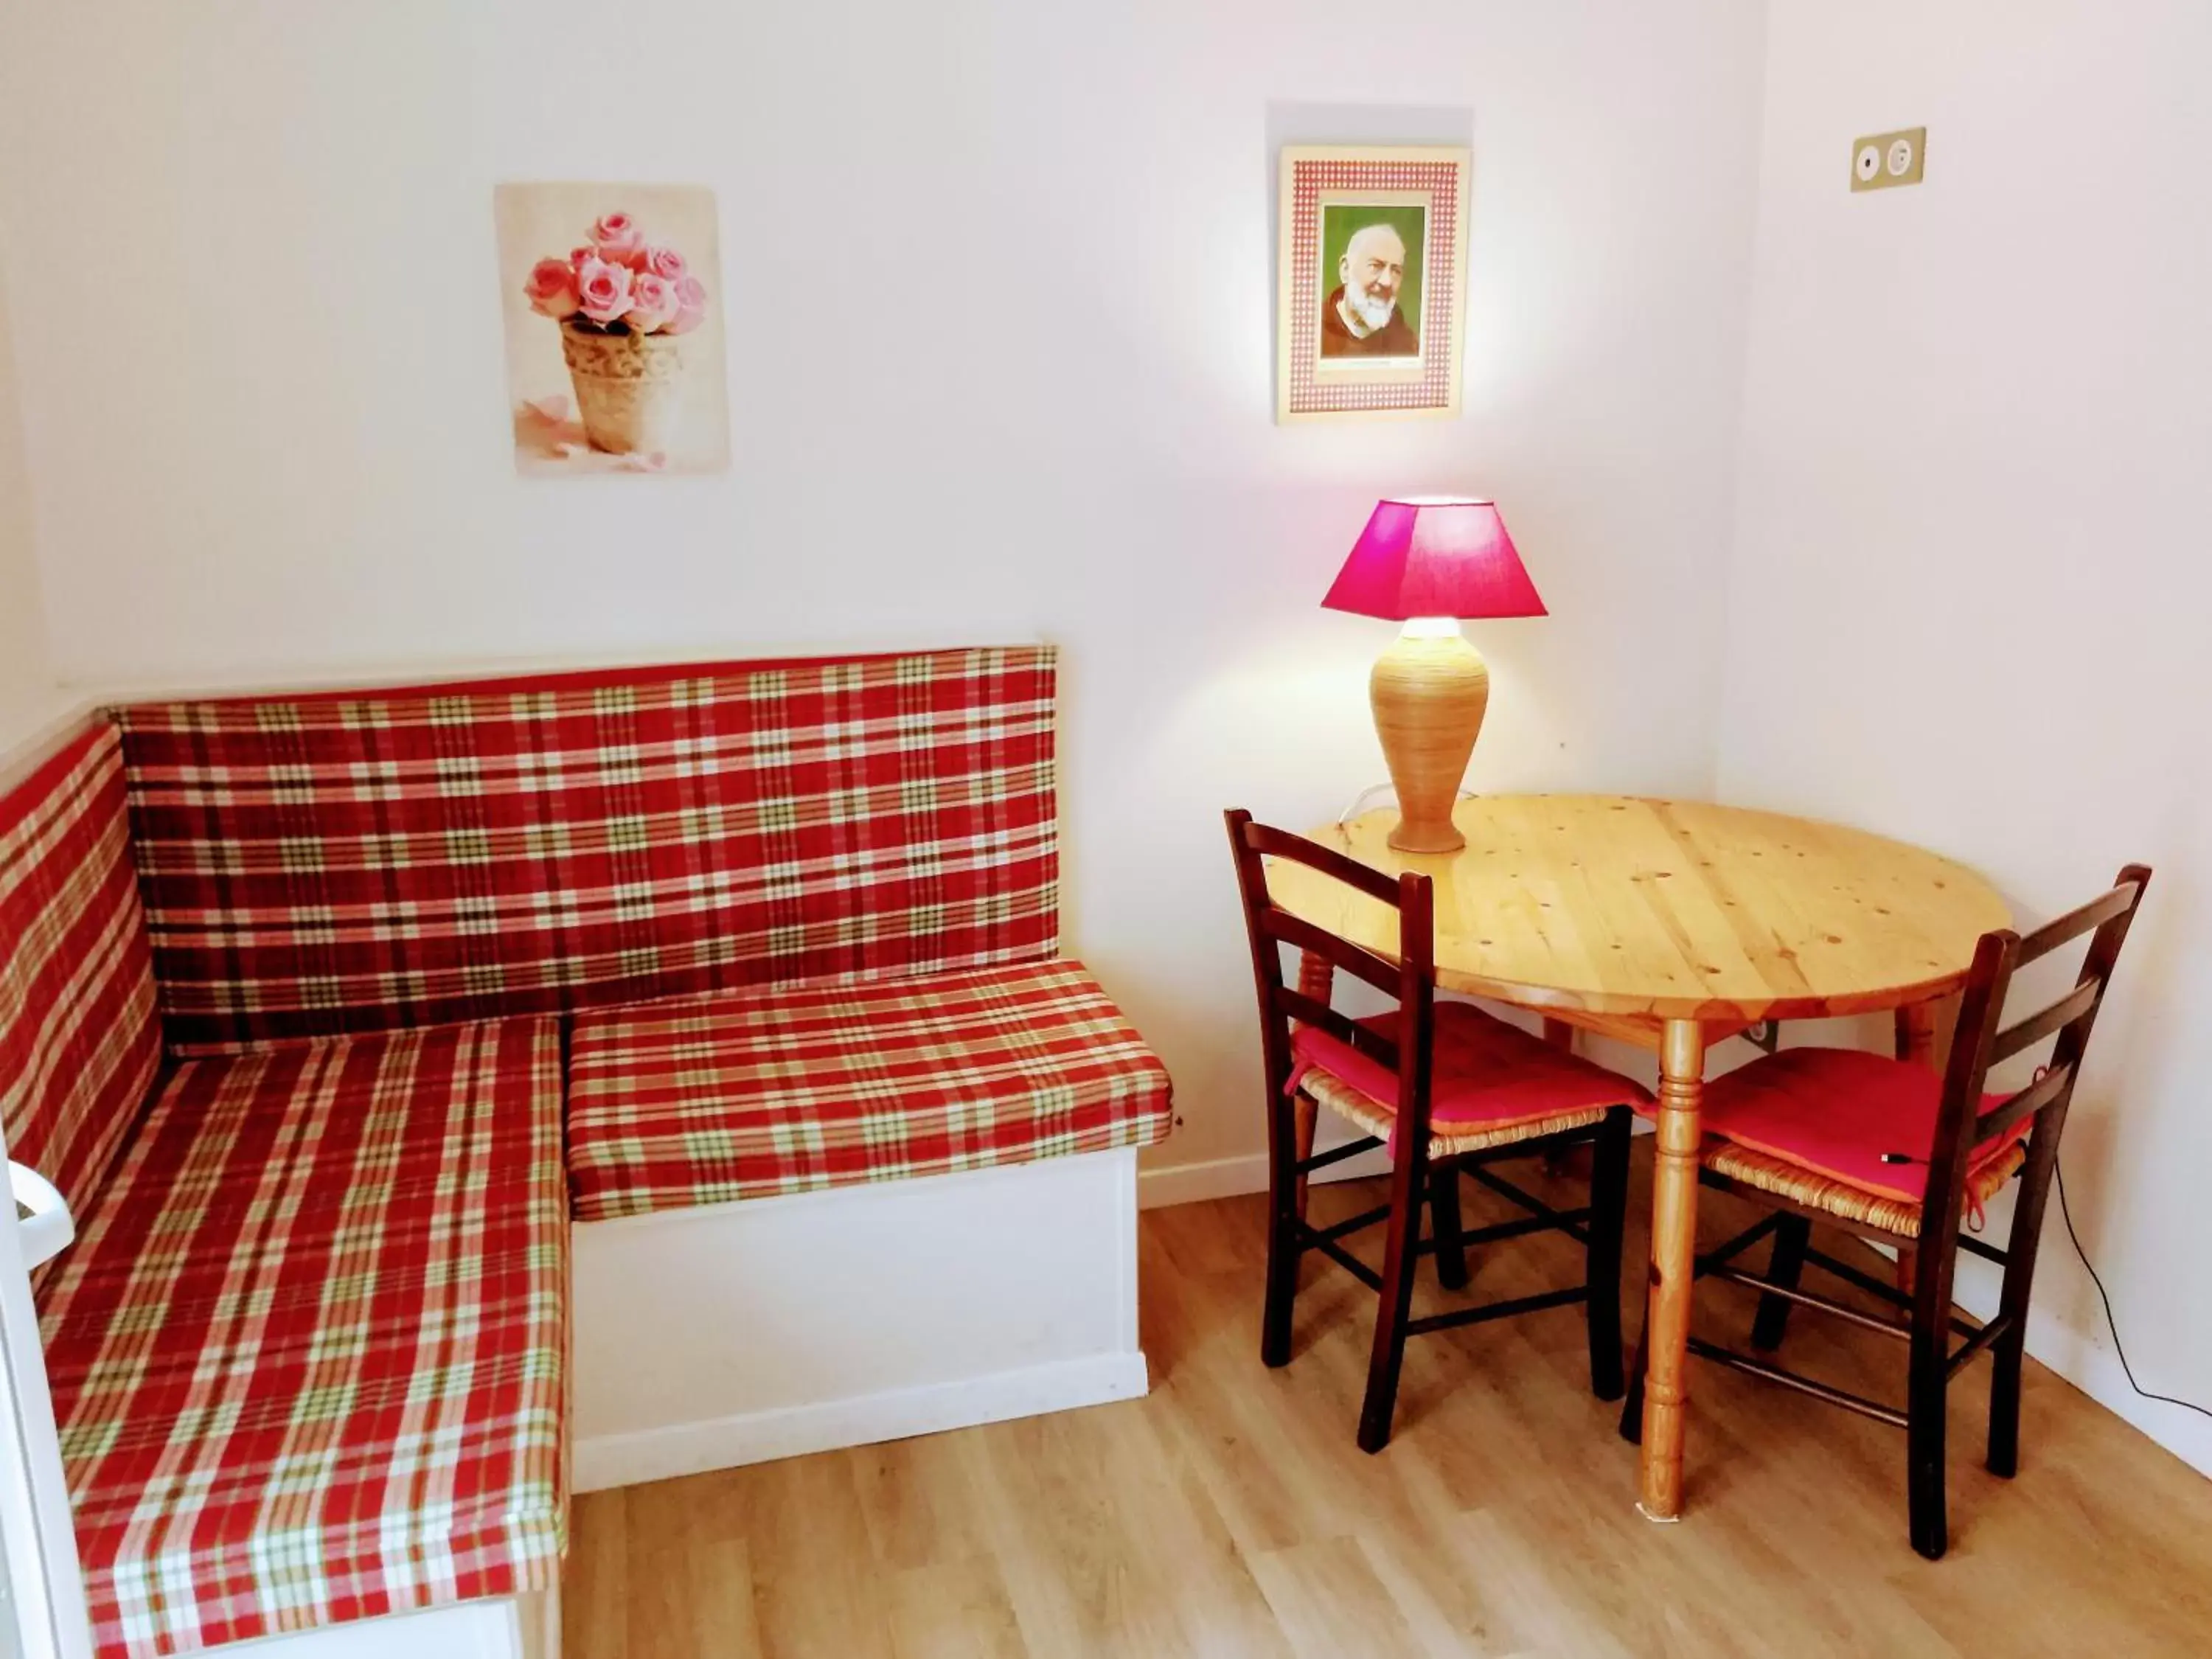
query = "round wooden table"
(1264, 794, 2010, 1520)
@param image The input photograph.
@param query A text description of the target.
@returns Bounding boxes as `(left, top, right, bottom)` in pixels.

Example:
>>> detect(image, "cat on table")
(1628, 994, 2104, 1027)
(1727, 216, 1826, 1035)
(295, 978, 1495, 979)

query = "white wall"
(7, 0, 2207, 1480)
(1721, 0, 2212, 1468)
(0, 255, 66, 757)
(0, 1, 1770, 1180)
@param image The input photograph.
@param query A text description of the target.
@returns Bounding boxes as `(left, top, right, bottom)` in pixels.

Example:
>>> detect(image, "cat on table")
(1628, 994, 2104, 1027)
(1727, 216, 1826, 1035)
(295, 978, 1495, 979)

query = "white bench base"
(217, 1588, 556, 1659)
(571, 1147, 1147, 1493)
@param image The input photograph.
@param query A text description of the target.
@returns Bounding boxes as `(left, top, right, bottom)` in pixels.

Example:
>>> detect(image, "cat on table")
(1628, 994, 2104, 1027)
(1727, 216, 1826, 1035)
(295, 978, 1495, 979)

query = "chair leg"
(1905, 1226, 1961, 1561)
(1986, 1315, 2027, 1481)
(1618, 1306, 1649, 1444)
(1358, 1147, 1427, 1454)
(1989, 1123, 2064, 1478)
(1585, 1110, 1630, 1401)
(1907, 1331, 1950, 1559)
(1750, 1214, 1811, 1352)
(1428, 1164, 1469, 1290)
(1261, 1090, 1304, 1369)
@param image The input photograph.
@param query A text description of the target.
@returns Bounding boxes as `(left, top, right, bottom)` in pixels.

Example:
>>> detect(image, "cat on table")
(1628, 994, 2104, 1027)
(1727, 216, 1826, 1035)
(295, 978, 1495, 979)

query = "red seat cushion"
(35, 1019, 568, 1658)
(1697, 1046, 2030, 1208)
(567, 960, 1174, 1220)
(1290, 1001, 1651, 1151)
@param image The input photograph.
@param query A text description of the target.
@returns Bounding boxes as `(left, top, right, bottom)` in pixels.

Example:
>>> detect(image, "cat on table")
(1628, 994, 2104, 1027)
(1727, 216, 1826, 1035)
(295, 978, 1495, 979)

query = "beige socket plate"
(1851, 126, 1927, 191)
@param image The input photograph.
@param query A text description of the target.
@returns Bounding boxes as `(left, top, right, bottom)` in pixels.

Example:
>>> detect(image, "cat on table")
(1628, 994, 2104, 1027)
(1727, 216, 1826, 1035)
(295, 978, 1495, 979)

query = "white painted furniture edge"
(571, 1147, 1148, 1493)
(216, 1587, 556, 1659)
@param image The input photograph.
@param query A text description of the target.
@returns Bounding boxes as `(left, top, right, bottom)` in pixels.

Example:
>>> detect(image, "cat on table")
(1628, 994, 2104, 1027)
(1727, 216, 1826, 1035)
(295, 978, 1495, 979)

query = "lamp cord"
(1336, 782, 1477, 825)
(2053, 1154, 2212, 1421)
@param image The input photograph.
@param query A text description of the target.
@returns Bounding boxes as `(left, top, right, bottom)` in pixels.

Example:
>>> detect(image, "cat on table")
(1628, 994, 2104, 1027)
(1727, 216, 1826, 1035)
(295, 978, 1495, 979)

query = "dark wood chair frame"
(1620, 864, 2152, 1559)
(1226, 810, 1635, 1453)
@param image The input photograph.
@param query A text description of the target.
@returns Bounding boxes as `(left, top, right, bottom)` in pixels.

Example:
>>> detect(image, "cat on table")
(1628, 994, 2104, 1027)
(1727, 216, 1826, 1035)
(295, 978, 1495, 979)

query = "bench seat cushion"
(35, 1019, 567, 1658)
(568, 961, 1174, 1221)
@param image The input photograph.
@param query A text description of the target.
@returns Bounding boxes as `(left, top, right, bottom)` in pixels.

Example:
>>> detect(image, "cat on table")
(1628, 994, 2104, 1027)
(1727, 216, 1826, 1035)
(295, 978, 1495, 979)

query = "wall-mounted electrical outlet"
(1851, 126, 1926, 192)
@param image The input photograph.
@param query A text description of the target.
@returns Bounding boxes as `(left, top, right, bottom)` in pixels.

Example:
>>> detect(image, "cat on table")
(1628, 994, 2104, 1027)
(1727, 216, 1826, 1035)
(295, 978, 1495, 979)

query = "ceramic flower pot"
(560, 321, 687, 455)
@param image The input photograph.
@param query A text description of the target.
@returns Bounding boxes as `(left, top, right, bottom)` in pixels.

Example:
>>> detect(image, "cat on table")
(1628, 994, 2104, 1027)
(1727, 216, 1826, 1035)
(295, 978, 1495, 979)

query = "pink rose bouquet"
(625, 273, 678, 333)
(524, 212, 711, 337)
(574, 256, 633, 325)
(591, 212, 647, 269)
(524, 257, 580, 319)
(667, 275, 709, 335)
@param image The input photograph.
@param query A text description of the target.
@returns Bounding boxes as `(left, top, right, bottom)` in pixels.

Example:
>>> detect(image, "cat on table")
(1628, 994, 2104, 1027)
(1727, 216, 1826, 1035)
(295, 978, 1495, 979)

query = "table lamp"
(1323, 496, 1545, 854)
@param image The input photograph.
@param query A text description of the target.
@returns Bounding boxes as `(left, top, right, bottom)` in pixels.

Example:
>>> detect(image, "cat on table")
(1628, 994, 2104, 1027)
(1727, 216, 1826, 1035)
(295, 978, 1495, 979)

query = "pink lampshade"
(1321, 496, 1547, 622)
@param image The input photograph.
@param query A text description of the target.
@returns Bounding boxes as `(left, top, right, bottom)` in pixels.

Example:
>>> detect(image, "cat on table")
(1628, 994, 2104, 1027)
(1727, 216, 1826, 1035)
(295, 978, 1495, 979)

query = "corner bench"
(0, 645, 1171, 1658)
(44, 1020, 568, 1655)
(565, 957, 1169, 1486)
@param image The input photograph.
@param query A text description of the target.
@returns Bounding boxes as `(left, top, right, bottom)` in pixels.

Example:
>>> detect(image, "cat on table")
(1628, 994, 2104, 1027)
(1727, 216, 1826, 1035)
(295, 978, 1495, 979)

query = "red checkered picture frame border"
(1275, 145, 1470, 422)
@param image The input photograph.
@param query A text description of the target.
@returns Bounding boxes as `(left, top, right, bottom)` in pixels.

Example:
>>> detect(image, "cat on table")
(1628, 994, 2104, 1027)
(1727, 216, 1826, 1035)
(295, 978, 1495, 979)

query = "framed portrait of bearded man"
(1275, 145, 1470, 422)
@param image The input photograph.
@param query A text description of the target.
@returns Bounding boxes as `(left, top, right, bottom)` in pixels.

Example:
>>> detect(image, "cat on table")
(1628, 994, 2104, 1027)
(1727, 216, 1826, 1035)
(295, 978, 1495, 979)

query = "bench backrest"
(114, 645, 1060, 1048)
(0, 726, 163, 1216)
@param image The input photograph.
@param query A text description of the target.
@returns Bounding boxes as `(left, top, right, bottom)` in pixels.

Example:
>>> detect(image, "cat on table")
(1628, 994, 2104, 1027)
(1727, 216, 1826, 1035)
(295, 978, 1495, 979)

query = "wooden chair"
(1225, 810, 1651, 1452)
(1620, 865, 2151, 1558)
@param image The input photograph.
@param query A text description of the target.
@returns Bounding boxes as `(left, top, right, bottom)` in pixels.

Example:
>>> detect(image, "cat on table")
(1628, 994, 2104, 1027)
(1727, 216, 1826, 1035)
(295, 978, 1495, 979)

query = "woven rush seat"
(1290, 1000, 1652, 1158)
(1694, 1046, 2031, 1238)
(1703, 1138, 2026, 1237)
(566, 959, 1173, 1221)
(35, 1018, 568, 1658)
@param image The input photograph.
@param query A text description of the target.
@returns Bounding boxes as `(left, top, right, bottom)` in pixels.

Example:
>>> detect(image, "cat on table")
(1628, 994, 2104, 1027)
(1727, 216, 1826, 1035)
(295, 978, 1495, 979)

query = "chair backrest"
(1224, 810, 1435, 1138)
(0, 724, 163, 1225)
(1919, 863, 2152, 1246)
(114, 645, 1060, 1049)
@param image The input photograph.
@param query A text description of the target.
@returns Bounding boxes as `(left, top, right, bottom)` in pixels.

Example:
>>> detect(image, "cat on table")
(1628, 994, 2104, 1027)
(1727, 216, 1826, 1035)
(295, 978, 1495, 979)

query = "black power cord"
(2053, 1154, 2212, 1422)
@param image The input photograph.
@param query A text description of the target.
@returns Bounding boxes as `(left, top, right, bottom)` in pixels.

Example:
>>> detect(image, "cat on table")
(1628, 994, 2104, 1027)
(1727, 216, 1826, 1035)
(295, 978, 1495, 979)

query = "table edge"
(1430, 964, 1974, 1024)
(1288, 796, 2011, 1022)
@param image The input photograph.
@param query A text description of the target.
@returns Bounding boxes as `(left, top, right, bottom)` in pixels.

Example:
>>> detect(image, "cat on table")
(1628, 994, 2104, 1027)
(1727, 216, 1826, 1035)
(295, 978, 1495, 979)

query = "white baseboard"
(221, 1591, 550, 1659)
(574, 1351, 1149, 1492)
(1139, 1116, 1660, 1211)
(1959, 1288, 2212, 1480)
(1138, 1144, 1391, 1210)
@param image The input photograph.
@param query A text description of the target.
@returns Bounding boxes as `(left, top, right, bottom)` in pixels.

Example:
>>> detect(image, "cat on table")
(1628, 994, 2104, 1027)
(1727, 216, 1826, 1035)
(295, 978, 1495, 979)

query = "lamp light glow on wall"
(1322, 496, 1545, 854)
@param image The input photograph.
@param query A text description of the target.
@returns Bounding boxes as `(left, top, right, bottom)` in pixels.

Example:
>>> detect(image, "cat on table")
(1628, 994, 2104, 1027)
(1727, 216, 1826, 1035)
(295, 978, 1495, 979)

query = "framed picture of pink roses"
(494, 181, 730, 475)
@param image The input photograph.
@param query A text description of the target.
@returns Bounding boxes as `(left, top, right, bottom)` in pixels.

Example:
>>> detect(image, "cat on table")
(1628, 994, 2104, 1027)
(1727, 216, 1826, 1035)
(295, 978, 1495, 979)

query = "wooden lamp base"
(1371, 620, 1489, 853)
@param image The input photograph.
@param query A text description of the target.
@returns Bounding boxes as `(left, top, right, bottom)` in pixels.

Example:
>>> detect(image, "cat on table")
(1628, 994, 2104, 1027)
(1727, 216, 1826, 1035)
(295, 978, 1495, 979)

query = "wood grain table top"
(1264, 795, 2010, 1023)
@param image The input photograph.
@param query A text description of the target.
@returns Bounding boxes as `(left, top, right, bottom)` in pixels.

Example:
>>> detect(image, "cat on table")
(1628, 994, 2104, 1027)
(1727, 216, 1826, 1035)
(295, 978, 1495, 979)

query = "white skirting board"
(1137, 1141, 1392, 1210)
(217, 1590, 555, 1659)
(571, 1148, 1148, 1492)
(1138, 1114, 1666, 1210)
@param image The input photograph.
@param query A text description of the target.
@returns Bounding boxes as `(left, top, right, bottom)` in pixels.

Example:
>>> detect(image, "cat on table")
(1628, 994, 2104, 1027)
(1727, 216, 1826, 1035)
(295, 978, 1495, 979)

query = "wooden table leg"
(1895, 998, 1943, 1067)
(1293, 1094, 1318, 1221)
(1639, 1018, 1708, 1521)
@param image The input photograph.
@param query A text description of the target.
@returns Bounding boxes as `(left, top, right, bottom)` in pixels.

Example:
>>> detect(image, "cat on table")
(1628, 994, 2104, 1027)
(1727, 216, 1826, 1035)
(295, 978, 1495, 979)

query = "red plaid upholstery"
(567, 960, 1173, 1220)
(0, 723, 161, 1224)
(114, 647, 1060, 1050)
(35, 1018, 568, 1658)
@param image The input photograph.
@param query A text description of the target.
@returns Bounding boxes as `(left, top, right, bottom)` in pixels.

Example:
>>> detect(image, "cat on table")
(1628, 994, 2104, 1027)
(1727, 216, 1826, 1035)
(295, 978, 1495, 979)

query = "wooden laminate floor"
(565, 1151, 2212, 1657)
